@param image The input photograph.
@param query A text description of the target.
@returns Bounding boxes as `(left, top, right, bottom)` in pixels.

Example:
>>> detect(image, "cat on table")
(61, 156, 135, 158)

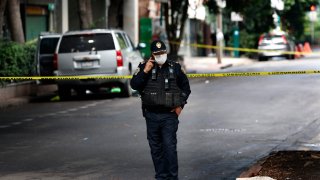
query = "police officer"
(130, 40, 191, 180)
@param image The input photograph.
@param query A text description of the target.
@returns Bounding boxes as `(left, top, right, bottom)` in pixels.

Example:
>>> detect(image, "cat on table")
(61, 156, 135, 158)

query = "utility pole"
(215, 0, 225, 64)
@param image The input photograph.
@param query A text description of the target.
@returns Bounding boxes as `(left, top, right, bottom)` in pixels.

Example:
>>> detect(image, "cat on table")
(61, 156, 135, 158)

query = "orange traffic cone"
(295, 45, 301, 59)
(303, 42, 312, 54)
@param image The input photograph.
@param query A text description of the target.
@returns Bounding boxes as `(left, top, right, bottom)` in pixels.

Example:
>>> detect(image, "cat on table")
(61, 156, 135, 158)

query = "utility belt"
(141, 91, 183, 108)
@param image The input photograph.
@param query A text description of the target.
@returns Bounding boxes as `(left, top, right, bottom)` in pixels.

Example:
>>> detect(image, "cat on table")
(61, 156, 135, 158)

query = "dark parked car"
(35, 32, 61, 84)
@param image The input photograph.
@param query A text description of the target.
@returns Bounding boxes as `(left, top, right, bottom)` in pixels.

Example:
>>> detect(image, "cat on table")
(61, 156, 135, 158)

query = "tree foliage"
(7, 0, 25, 43)
(0, 0, 7, 38)
(205, 0, 274, 49)
(78, 0, 93, 29)
(280, 0, 319, 41)
(0, 40, 36, 78)
(204, 0, 319, 49)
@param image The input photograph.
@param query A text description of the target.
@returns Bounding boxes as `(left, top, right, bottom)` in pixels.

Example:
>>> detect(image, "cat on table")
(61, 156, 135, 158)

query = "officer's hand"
(144, 59, 155, 73)
(172, 106, 183, 116)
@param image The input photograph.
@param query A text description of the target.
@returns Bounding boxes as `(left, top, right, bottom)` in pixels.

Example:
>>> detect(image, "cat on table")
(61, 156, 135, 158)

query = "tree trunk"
(0, 0, 7, 38)
(86, 0, 93, 27)
(7, 0, 24, 43)
(78, 0, 93, 29)
(108, 0, 123, 28)
(164, 0, 189, 57)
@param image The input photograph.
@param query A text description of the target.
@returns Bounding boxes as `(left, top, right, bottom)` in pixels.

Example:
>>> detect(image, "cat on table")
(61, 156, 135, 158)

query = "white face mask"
(154, 54, 167, 65)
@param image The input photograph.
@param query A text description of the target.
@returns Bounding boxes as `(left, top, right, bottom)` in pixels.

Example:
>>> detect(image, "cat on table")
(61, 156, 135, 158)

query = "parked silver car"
(53, 29, 143, 99)
(258, 33, 295, 61)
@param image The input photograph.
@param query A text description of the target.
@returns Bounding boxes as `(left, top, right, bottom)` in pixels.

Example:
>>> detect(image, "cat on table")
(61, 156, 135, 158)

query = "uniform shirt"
(130, 60, 191, 111)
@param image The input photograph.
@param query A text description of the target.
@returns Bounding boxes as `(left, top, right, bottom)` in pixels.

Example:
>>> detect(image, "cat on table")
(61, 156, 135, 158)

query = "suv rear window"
(58, 33, 115, 53)
(40, 37, 59, 54)
(260, 35, 286, 45)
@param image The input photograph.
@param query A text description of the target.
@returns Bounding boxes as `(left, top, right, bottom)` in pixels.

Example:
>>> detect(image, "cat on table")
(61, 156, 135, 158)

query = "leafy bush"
(228, 30, 259, 57)
(0, 40, 36, 85)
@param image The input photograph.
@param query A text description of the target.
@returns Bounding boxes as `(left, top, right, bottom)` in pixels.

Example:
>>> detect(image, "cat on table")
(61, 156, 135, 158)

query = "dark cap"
(150, 40, 167, 54)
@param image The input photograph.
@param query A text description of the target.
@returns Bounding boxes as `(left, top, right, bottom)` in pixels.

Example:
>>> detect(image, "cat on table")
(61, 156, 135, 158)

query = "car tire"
(121, 80, 132, 97)
(75, 88, 86, 97)
(258, 56, 268, 61)
(286, 54, 294, 60)
(290, 54, 295, 60)
(58, 85, 72, 101)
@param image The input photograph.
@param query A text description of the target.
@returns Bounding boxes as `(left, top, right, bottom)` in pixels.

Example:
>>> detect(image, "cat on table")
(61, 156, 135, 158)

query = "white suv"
(258, 33, 295, 61)
(53, 29, 142, 99)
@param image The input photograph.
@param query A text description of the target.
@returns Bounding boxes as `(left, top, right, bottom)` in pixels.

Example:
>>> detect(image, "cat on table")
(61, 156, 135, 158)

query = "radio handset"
(151, 55, 157, 80)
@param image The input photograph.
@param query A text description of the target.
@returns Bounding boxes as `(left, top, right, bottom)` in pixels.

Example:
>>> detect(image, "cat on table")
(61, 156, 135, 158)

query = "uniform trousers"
(144, 110, 179, 180)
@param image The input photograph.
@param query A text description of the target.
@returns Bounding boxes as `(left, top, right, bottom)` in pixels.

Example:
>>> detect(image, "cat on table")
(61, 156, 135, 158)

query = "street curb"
(0, 83, 57, 109)
(220, 63, 233, 69)
(0, 97, 31, 109)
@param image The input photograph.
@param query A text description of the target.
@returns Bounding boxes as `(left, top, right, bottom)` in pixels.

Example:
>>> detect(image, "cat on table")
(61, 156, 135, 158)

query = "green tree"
(7, 0, 25, 43)
(280, 0, 319, 41)
(78, 0, 93, 29)
(163, 0, 189, 57)
(205, 0, 274, 49)
(0, 0, 7, 38)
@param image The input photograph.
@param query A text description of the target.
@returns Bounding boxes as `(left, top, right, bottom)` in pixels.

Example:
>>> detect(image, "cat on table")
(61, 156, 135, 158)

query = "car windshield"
(40, 38, 59, 54)
(58, 33, 115, 53)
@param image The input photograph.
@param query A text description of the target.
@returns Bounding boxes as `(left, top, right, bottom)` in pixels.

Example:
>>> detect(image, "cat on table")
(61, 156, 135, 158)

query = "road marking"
(200, 128, 246, 133)
(46, 113, 56, 116)
(12, 122, 22, 125)
(68, 108, 78, 112)
(23, 118, 33, 122)
(0, 125, 10, 128)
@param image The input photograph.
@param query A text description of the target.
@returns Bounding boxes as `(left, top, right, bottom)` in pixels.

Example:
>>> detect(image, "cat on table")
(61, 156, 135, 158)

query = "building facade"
(3, 0, 139, 44)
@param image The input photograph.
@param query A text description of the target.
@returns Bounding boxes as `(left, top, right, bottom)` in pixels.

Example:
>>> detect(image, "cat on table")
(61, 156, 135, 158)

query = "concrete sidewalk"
(184, 56, 254, 73)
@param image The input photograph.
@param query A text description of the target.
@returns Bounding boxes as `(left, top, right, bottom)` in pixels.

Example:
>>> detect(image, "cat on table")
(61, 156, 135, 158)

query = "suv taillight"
(53, 53, 58, 70)
(282, 35, 288, 44)
(258, 35, 264, 45)
(116, 50, 123, 67)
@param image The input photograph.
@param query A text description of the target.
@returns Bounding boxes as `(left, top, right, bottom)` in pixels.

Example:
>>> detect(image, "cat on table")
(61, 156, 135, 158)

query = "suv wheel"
(75, 88, 86, 97)
(121, 80, 132, 97)
(58, 85, 72, 100)
(258, 56, 268, 61)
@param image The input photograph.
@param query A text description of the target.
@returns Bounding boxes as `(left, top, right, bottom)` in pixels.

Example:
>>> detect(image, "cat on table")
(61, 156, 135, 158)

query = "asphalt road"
(1, 57, 320, 180)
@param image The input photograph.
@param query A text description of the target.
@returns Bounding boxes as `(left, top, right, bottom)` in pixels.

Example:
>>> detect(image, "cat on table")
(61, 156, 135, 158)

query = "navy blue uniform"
(130, 60, 191, 180)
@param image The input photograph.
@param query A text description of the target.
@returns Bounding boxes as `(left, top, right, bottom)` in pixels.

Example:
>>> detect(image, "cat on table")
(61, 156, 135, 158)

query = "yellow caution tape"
(169, 41, 314, 55)
(0, 76, 133, 80)
(1, 70, 320, 80)
(188, 70, 320, 77)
